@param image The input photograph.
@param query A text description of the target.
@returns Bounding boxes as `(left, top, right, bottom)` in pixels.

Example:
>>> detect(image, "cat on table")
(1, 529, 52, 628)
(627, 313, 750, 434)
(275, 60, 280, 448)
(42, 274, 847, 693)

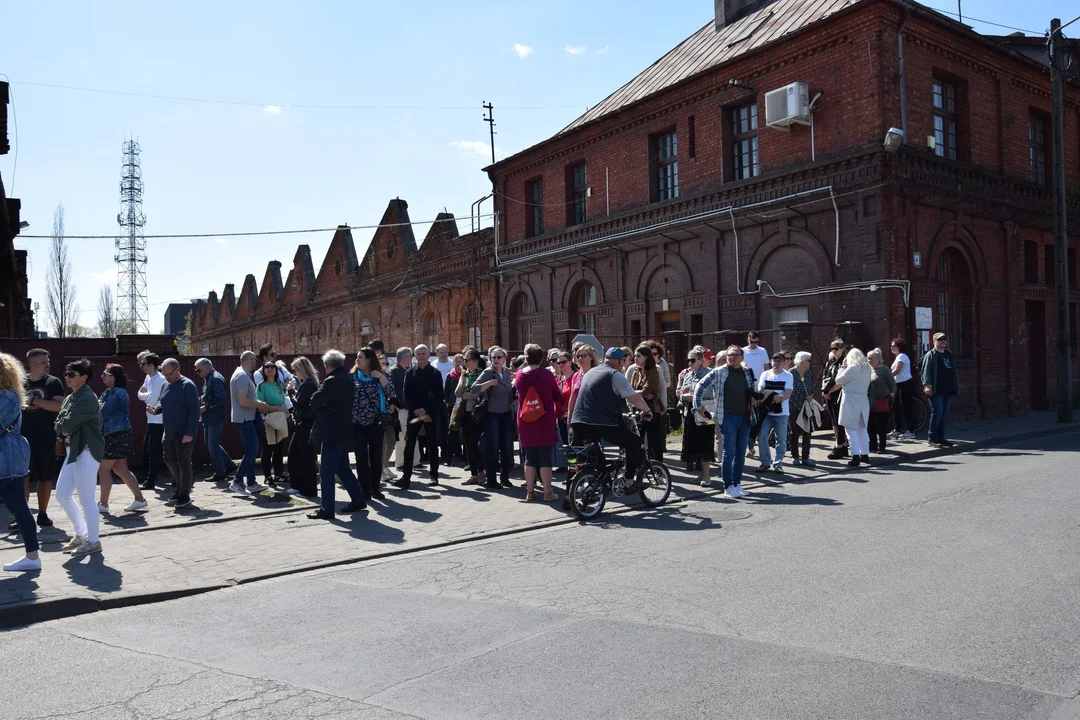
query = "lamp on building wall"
(883, 127, 904, 153)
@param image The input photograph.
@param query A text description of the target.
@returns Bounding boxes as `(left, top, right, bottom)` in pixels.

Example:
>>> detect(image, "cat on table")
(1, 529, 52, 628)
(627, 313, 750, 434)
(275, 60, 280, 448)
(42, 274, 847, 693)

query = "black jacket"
(404, 364, 443, 416)
(289, 377, 317, 426)
(388, 365, 408, 410)
(822, 355, 844, 403)
(309, 367, 353, 443)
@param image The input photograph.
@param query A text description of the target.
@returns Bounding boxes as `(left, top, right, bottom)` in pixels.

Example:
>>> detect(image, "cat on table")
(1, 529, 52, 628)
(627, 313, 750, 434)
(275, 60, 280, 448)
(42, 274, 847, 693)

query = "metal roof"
(560, 0, 862, 134)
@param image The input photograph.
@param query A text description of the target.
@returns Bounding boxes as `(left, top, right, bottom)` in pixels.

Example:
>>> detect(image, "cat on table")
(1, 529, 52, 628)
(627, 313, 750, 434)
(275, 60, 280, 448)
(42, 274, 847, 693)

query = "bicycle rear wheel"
(568, 472, 607, 520)
(911, 398, 928, 434)
(637, 461, 672, 507)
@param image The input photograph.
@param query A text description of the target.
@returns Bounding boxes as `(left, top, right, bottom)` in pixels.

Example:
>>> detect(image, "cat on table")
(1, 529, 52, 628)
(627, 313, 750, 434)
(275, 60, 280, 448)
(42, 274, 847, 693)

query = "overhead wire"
(19, 213, 496, 240)
(10, 81, 586, 112)
(921, 6, 1041, 35)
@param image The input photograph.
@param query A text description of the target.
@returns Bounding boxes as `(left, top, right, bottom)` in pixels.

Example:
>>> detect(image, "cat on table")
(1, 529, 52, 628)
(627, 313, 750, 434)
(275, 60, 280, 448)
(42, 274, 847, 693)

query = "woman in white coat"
(825, 348, 872, 467)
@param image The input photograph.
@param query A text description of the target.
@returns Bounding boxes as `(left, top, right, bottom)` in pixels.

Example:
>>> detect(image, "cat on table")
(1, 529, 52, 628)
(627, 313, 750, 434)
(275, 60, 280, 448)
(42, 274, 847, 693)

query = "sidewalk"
(1, 412, 1075, 628)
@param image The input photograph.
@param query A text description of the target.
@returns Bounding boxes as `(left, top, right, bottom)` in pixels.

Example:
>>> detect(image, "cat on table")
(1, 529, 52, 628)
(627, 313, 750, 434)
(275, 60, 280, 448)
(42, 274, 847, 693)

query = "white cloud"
(262, 105, 282, 116)
(564, 45, 587, 55)
(513, 43, 533, 59)
(597, 44, 610, 54)
(450, 140, 500, 158)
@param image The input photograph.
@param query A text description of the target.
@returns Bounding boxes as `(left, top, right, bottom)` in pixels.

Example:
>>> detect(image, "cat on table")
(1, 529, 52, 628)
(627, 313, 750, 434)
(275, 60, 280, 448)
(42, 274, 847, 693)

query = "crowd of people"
(0, 331, 959, 573)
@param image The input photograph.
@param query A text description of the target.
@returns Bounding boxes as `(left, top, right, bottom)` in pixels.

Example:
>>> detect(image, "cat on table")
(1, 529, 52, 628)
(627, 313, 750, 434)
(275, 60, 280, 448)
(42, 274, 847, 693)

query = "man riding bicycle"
(570, 347, 654, 491)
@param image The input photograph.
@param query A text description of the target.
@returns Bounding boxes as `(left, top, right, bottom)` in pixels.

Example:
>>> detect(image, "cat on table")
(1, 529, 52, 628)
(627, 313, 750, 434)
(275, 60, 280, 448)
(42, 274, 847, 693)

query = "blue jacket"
(99, 387, 131, 434)
(0, 390, 31, 480)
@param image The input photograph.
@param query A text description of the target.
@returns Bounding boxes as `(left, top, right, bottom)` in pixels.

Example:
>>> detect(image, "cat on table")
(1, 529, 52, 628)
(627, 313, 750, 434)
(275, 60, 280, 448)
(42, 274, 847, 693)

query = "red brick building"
(190, 199, 496, 357)
(486, 0, 1080, 418)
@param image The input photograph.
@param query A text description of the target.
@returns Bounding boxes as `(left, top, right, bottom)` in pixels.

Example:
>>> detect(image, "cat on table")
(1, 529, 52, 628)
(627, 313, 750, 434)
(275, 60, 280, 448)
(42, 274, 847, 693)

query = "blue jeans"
(0, 476, 39, 553)
(758, 414, 789, 468)
(721, 413, 751, 488)
(203, 423, 234, 476)
(320, 439, 365, 513)
(483, 411, 514, 484)
(235, 420, 259, 486)
(928, 393, 954, 443)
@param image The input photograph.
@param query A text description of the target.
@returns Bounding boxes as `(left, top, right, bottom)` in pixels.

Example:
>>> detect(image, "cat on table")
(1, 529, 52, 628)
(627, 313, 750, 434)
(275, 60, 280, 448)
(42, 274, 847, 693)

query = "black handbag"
(471, 396, 488, 426)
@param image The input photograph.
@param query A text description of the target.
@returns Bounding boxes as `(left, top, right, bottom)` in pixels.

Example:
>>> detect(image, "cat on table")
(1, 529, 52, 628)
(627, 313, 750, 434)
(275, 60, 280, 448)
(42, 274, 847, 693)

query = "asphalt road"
(2, 432, 1078, 720)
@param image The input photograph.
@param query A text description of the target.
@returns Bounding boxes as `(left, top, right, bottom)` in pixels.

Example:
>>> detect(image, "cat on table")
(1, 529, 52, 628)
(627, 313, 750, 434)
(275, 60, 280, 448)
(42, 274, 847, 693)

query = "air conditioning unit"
(764, 82, 810, 131)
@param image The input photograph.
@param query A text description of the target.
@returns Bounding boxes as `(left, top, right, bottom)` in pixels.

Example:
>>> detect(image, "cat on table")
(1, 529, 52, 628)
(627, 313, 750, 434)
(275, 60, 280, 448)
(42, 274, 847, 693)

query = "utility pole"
(1049, 17, 1074, 422)
(482, 102, 496, 166)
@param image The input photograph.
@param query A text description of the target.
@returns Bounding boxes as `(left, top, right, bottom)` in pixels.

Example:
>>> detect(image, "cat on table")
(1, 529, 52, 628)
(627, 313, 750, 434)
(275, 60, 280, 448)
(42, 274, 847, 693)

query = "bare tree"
(96, 285, 117, 338)
(44, 204, 79, 337)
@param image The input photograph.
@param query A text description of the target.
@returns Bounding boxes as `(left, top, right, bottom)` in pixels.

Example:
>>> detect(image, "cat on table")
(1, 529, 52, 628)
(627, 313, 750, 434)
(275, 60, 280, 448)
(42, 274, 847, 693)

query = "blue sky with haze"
(1, 0, 1063, 333)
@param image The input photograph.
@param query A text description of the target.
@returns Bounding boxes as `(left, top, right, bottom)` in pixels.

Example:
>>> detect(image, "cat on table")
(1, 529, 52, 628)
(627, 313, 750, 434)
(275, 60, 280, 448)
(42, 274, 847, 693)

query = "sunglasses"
(556, 359, 570, 365)
(575, 353, 590, 360)
(64, 371, 79, 378)
(728, 352, 743, 357)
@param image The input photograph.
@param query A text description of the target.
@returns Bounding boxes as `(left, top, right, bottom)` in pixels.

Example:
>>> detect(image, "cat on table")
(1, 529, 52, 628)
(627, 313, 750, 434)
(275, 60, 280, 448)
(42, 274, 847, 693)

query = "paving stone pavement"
(0, 412, 1073, 627)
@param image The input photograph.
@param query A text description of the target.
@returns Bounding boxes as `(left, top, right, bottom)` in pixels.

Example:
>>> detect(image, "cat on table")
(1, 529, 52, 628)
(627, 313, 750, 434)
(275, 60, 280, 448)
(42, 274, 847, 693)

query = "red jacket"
(513, 366, 562, 448)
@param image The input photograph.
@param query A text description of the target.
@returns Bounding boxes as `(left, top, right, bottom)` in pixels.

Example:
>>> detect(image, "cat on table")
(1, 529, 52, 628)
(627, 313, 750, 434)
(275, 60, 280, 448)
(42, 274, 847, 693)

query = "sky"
(1, 0, 1066, 335)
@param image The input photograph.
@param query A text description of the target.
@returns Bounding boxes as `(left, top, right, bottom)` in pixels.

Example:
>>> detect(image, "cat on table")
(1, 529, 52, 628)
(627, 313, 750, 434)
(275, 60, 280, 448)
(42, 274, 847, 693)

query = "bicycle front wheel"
(911, 398, 928, 434)
(568, 472, 607, 520)
(638, 461, 672, 507)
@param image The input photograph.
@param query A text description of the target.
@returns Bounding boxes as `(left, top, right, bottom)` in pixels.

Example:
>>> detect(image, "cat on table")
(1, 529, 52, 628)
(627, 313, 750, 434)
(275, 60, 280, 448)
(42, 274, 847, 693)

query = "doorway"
(654, 310, 681, 335)
(1025, 300, 1048, 411)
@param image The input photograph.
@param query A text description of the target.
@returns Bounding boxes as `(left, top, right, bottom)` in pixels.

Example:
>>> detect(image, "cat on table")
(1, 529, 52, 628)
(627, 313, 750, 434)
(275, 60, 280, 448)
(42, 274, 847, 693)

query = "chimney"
(714, 0, 763, 30)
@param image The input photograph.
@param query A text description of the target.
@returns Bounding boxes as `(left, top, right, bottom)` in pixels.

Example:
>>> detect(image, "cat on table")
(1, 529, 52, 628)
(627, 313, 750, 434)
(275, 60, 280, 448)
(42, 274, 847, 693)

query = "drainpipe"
(897, 7, 910, 142)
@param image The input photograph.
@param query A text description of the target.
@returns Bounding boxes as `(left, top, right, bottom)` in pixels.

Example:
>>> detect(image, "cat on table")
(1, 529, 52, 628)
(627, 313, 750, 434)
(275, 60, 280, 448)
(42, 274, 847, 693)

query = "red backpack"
(518, 385, 546, 423)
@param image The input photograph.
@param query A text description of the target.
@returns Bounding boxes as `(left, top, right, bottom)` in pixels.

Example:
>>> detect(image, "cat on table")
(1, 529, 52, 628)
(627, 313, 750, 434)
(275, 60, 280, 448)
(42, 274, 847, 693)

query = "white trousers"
(393, 408, 420, 467)
(847, 427, 871, 456)
(56, 447, 101, 543)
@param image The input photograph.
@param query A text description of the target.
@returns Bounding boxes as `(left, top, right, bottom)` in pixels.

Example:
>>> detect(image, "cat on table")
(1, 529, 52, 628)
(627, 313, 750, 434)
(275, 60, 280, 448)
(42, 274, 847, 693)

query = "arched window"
(509, 293, 532, 350)
(463, 302, 481, 350)
(422, 312, 439, 350)
(571, 281, 598, 335)
(937, 248, 973, 358)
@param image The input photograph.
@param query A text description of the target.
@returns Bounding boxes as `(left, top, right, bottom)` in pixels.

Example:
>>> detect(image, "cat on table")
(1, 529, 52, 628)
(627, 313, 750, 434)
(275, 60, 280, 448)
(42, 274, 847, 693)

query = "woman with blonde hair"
(825, 348, 873, 467)
(0, 353, 38, 572)
(565, 344, 598, 430)
(286, 356, 320, 497)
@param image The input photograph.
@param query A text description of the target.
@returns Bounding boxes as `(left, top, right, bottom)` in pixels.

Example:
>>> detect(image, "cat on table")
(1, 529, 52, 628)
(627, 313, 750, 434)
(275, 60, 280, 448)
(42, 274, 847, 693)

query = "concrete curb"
(4, 423, 1075, 629)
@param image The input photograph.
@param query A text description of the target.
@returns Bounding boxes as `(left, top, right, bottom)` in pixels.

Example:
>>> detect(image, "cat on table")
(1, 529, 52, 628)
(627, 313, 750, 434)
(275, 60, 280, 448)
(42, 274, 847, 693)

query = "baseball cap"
(703, 348, 715, 362)
(933, 333, 946, 341)
(605, 347, 626, 360)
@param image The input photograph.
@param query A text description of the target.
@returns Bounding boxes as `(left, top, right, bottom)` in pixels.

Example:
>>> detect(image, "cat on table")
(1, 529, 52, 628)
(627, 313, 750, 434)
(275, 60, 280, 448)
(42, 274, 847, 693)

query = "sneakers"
(37, 512, 54, 528)
(124, 499, 149, 513)
(97, 503, 109, 515)
(246, 483, 267, 493)
(3, 555, 41, 572)
(699, 478, 711, 487)
(772, 465, 784, 475)
(756, 465, 771, 473)
(70, 540, 102, 557)
(61, 535, 89, 553)
(543, 492, 559, 502)
(6, 521, 18, 532)
(525, 491, 536, 501)
(725, 485, 741, 499)
(229, 483, 251, 496)
(803, 458, 817, 467)
(902, 432, 916, 441)
(746, 446, 756, 458)
(174, 497, 193, 509)
(791, 457, 803, 466)
(307, 509, 334, 520)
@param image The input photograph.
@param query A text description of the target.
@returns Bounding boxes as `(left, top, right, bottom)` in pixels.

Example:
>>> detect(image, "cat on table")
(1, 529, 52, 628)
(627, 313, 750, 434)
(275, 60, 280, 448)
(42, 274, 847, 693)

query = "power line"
(10, 81, 585, 112)
(922, 5, 1041, 35)
(19, 213, 496, 240)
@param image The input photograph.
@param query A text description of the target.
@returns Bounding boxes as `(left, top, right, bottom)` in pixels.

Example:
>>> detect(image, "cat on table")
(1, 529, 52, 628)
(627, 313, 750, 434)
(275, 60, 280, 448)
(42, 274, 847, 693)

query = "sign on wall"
(915, 306, 933, 330)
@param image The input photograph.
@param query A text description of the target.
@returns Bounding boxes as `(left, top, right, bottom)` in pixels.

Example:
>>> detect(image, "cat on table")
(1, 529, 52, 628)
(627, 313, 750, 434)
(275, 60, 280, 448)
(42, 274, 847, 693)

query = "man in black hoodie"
(394, 344, 443, 489)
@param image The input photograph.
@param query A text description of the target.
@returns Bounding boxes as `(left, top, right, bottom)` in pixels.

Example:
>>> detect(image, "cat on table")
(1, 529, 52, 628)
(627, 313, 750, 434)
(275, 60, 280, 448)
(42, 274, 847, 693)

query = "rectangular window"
(651, 130, 679, 202)
(688, 115, 697, 158)
(731, 103, 760, 181)
(630, 319, 642, 340)
(932, 79, 958, 160)
(772, 306, 809, 327)
(1024, 241, 1039, 283)
(1045, 245, 1055, 285)
(525, 178, 544, 238)
(566, 163, 587, 226)
(1029, 114, 1047, 185)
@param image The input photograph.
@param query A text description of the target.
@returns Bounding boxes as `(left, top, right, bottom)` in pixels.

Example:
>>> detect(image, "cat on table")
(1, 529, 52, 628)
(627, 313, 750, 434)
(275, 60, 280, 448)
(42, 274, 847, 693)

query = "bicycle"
(564, 413, 672, 520)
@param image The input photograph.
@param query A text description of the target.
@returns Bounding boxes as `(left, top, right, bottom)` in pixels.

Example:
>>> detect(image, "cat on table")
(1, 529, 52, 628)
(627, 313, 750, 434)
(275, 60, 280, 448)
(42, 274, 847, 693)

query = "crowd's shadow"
(63, 553, 123, 592)
(369, 497, 442, 525)
(331, 513, 408, 545)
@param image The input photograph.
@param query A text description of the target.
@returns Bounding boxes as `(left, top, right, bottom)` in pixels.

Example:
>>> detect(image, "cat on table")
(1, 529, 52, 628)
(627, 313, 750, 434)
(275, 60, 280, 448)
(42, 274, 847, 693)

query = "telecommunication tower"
(115, 139, 148, 334)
